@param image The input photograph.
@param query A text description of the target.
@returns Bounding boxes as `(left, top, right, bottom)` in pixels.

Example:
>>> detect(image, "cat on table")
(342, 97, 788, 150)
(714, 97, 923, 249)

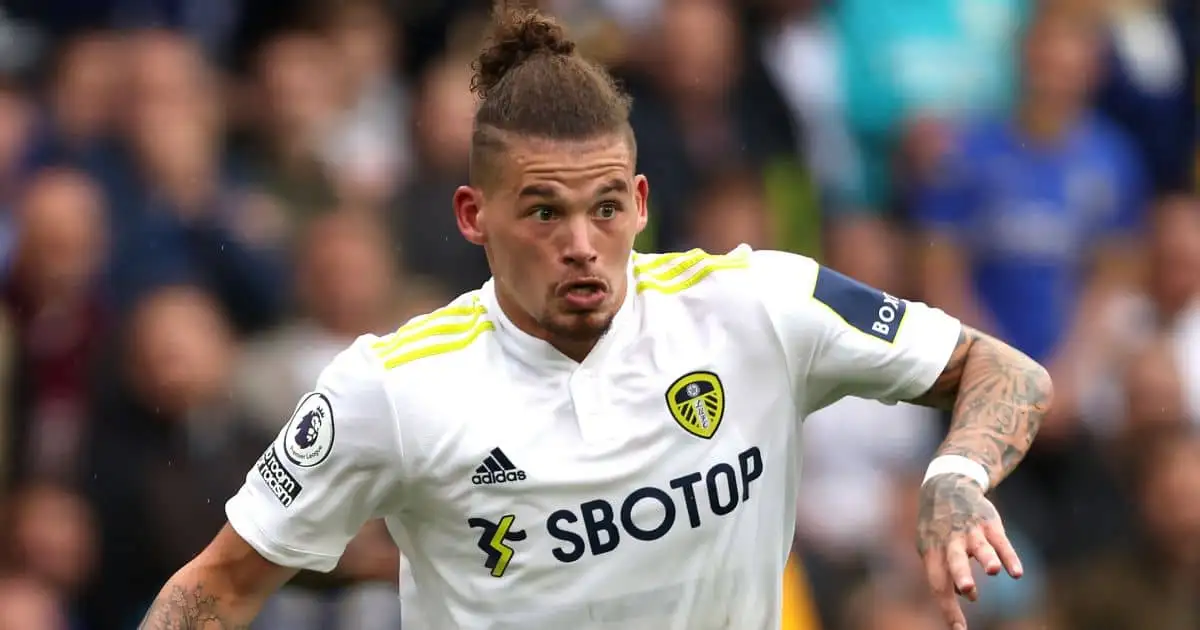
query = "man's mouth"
(558, 278, 609, 310)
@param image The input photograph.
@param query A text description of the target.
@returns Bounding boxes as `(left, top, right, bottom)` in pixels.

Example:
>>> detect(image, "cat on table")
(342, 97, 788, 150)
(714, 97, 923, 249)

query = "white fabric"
(226, 246, 961, 629)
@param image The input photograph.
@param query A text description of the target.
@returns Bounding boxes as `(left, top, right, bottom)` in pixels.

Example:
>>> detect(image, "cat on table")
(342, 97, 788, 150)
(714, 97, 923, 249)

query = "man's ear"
(634, 174, 650, 234)
(454, 186, 486, 245)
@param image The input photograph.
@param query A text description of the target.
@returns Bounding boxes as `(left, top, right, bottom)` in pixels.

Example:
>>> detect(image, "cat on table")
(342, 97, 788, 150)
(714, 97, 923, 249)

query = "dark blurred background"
(0, 0, 1192, 628)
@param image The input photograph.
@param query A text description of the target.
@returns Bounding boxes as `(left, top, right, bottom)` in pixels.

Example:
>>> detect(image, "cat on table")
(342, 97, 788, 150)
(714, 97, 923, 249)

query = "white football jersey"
(226, 246, 961, 630)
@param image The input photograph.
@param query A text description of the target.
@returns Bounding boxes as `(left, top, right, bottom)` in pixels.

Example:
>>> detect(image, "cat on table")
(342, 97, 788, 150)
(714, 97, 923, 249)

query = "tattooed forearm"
(138, 584, 251, 630)
(907, 327, 1053, 485)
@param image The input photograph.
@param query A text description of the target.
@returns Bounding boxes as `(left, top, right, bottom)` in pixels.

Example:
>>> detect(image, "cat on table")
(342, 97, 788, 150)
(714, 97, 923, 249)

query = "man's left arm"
(907, 326, 1052, 485)
(746, 252, 1052, 630)
(903, 327, 1052, 630)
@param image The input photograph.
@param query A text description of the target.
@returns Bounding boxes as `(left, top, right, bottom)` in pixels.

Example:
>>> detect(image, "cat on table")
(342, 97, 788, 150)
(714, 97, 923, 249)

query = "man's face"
(1021, 17, 1098, 107)
(454, 134, 648, 347)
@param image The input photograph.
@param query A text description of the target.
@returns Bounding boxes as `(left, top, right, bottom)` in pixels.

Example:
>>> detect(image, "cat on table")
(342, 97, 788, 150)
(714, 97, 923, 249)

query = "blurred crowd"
(0, 0, 1192, 629)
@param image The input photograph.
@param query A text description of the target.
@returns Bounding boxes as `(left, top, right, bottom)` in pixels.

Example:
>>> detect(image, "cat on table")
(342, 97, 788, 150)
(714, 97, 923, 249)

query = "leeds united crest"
(665, 371, 725, 439)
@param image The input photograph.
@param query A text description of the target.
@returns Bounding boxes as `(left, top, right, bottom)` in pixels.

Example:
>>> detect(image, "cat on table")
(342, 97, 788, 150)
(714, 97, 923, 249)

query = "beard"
(539, 309, 615, 344)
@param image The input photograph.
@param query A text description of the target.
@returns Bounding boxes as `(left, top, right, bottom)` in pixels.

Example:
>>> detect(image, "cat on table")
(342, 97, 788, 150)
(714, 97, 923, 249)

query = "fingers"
(966, 529, 1001, 576)
(945, 536, 977, 601)
(983, 521, 1024, 579)
(924, 550, 968, 630)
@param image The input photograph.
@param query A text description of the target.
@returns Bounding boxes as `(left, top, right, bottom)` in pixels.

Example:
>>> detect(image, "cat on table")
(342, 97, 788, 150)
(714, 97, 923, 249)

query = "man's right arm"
(140, 338, 404, 628)
(140, 525, 295, 629)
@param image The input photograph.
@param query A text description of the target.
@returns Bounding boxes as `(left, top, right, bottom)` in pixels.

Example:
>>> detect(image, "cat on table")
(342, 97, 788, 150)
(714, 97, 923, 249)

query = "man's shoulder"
(359, 289, 495, 379)
(633, 246, 819, 306)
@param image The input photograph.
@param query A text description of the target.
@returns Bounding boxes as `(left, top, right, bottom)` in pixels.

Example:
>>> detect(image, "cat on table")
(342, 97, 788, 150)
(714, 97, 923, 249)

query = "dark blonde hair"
(469, 4, 635, 186)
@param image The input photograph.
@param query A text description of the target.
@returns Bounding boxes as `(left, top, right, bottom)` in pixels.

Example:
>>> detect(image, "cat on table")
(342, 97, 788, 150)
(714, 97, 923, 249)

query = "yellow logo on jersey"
(666, 371, 725, 439)
(467, 514, 526, 578)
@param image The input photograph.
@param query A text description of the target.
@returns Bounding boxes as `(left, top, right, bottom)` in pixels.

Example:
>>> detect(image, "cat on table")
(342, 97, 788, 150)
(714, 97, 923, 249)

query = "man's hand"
(916, 475, 1023, 630)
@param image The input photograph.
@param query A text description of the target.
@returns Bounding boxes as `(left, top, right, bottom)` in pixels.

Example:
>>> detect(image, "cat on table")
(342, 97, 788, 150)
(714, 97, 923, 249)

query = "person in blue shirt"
(913, 6, 1145, 436)
(824, 0, 1028, 284)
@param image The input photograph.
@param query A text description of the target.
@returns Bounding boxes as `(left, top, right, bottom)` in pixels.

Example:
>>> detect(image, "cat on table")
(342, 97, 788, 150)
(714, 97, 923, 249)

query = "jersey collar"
(482, 260, 639, 372)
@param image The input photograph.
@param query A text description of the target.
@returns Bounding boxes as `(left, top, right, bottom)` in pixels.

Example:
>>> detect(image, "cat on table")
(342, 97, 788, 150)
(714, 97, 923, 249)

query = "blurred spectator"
(1052, 426, 1200, 630)
(1081, 195, 1199, 431)
(759, 0, 859, 204)
(684, 169, 776, 253)
(913, 5, 1144, 430)
(1095, 0, 1197, 194)
(1, 482, 95, 622)
(824, 0, 1025, 280)
(0, 81, 33, 256)
(108, 0, 242, 62)
(24, 32, 120, 170)
(627, 0, 796, 252)
(0, 574, 69, 630)
(237, 211, 435, 435)
(841, 580, 944, 630)
(1145, 197, 1200, 425)
(243, 28, 341, 226)
(3, 169, 107, 486)
(392, 52, 490, 297)
(98, 30, 289, 333)
(1122, 338, 1188, 430)
(540, 0, 638, 65)
(83, 285, 267, 628)
(1079, 195, 1200, 440)
(317, 0, 411, 208)
(831, 0, 1025, 197)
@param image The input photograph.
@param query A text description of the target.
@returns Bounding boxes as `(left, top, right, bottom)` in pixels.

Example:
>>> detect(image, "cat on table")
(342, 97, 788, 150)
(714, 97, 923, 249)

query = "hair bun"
(472, 8, 576, 98)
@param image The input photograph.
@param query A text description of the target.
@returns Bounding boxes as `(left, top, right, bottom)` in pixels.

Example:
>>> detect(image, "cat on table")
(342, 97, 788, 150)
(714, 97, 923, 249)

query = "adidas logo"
(472, 447, 527, 485)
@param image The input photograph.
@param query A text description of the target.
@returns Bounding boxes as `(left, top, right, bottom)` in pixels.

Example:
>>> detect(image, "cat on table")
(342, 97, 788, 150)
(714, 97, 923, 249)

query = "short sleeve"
(747, 250, 962, 413)
(225, 338, 402, 572)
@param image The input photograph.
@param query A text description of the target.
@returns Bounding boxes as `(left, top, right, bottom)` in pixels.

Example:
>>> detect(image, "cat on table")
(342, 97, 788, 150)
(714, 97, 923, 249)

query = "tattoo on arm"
(907, 326, 1053, 486)
(138, 584, 250, 630)
(915, 473, 999, 556)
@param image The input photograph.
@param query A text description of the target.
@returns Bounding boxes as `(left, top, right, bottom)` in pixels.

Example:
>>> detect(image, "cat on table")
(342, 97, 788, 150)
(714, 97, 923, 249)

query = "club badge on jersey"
(665, 371, 726, 439)
(284, 393, 335, 468)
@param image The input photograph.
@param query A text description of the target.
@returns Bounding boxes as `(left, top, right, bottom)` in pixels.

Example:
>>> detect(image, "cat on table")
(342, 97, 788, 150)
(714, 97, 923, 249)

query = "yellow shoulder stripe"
(632, 249, 703, 275)
(633, 249, 749, 295)
(371, 297, 494, 369)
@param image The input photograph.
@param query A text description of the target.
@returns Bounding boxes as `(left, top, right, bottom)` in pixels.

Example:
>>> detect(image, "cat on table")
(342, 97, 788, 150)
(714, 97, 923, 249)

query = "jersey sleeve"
(225, 338, 402, 572)
(747, 249, 962, 413)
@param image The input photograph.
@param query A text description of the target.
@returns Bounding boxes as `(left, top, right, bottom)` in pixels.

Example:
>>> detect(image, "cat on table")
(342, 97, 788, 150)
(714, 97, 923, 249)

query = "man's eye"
(532, 206, 556, 221)
(596, 202, 619, 219)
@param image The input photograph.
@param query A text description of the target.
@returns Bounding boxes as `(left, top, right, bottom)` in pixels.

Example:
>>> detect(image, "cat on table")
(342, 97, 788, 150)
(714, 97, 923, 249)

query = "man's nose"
(560, 216, 598, 266)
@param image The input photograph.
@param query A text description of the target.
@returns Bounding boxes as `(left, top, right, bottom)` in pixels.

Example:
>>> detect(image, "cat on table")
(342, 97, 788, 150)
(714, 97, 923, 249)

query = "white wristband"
(922, 455, 990, 491)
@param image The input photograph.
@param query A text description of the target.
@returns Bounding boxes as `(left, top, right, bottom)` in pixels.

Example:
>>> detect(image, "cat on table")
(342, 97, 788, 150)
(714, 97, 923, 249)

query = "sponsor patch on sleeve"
(257, 447, 303, 507)
(812, 266, 907, 343)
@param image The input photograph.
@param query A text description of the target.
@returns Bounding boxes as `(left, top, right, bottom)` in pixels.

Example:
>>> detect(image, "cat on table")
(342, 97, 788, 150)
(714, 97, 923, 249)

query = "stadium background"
(0, 0, 1192, 628)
